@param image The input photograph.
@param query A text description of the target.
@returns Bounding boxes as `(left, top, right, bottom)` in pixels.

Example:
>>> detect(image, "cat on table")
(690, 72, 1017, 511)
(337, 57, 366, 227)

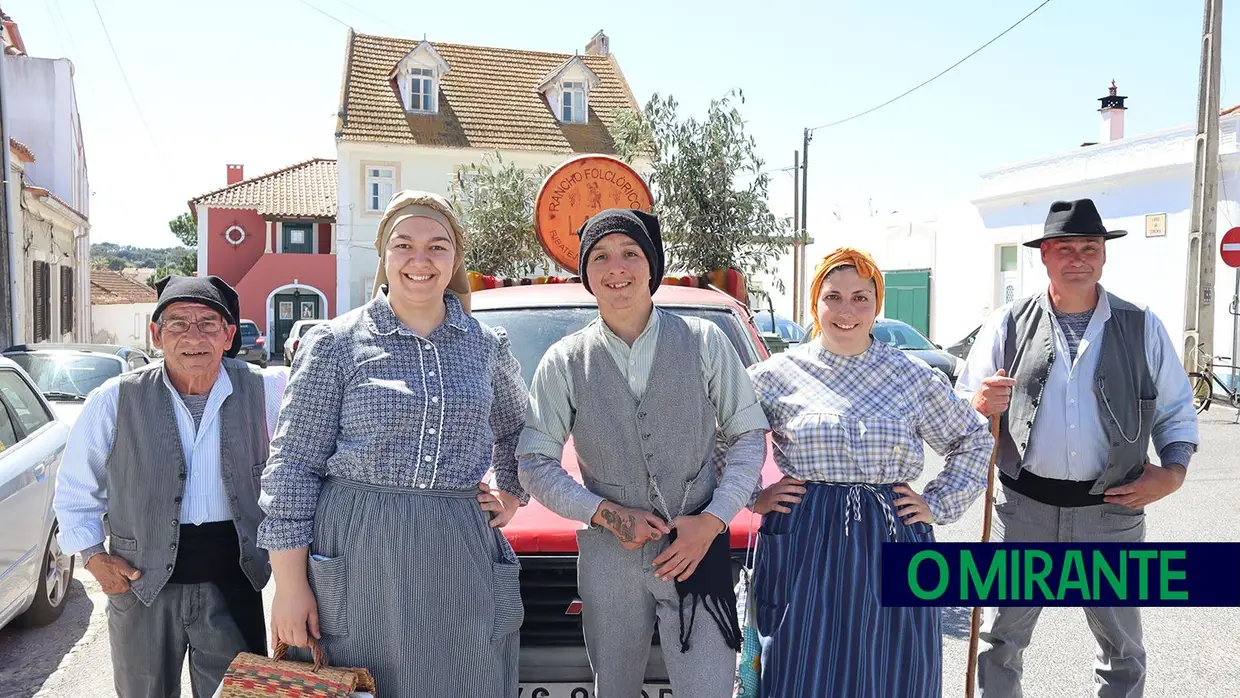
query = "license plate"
(518, 685, 672, 698)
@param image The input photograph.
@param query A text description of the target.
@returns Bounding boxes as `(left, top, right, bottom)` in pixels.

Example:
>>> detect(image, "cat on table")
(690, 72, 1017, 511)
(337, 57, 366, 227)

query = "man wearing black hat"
(516, 209, 770, 697)
(956, 199, 1199, 697)
(54, 275, 288, 697)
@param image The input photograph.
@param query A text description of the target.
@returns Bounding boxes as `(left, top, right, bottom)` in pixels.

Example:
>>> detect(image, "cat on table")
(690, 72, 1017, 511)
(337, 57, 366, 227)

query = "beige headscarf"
(372, 190, 472, 312)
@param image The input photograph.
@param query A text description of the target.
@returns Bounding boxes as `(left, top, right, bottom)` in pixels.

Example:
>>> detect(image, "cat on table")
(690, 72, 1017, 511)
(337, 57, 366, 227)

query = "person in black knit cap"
(517, 209, 770, 698)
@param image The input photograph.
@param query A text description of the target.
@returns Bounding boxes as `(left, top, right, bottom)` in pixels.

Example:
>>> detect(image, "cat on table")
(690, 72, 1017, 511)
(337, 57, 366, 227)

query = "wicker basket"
(218, 639, 376, 697)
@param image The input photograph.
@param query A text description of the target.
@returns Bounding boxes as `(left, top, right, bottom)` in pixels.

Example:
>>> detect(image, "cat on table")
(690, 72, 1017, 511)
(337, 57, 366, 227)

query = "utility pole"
(792, 150, 800, 321)
(800, 127, 812, 326)
(1183, 0, 1223, 373)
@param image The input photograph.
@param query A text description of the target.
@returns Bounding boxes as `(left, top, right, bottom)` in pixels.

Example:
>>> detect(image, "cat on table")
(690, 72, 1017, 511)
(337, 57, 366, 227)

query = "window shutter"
(60, 266, 74, 335)
(32, 261, 51, 342)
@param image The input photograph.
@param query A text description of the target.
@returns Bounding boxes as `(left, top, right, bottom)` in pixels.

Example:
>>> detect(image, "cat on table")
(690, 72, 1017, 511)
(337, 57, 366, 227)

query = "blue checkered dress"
(748, 340, 993, 697)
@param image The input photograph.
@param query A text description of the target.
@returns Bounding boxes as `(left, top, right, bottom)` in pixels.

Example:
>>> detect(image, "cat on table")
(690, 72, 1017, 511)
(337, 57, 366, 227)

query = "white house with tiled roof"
(189, 159, 337, 356)
(333, 28, 640, 312)
(89, 269, 157, 350)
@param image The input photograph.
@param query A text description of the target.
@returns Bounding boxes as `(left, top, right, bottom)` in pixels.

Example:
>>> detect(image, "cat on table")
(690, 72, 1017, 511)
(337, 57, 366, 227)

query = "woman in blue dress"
(748, 247, 994, 697)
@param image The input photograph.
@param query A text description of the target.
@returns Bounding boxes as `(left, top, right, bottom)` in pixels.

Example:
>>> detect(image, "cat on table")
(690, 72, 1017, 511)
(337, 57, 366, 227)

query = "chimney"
(1098, 80, 1127, 143)
(585, 30, 609, 57)
(226, 164, 244, 185)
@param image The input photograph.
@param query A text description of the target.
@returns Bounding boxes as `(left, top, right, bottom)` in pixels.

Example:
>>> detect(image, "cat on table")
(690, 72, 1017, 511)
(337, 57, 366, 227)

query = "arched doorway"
(266, 284, 329, 356)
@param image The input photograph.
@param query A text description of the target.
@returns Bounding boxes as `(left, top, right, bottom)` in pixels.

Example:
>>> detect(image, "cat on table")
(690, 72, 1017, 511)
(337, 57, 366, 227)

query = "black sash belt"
(1000, 470, 1105, 508)
(169, 521, 266, 655)
(668, 502, 742, 654)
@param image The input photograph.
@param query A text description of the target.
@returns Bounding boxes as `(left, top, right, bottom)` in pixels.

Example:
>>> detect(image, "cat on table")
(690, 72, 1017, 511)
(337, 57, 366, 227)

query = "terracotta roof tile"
(90, 269, 157, 305)
(189, 158, 337, 219)
(337, 32, 638, 152)
(8, 137, 34, 162)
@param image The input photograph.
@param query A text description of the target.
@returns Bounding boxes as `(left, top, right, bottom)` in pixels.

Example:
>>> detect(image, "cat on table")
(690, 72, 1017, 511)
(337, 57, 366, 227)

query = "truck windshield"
(474, 306, 761, 386)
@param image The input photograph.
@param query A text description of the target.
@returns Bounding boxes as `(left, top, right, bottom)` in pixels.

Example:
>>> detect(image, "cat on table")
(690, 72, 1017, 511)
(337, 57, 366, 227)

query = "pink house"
(189, 160, 337, 357)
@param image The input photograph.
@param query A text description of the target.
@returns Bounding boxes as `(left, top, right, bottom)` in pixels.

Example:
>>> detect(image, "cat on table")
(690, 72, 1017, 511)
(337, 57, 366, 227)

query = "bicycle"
(1188, 348, 1240, 420)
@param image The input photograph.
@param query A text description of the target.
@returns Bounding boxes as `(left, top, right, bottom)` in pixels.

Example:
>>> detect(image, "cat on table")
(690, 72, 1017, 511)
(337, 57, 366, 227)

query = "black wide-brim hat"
(1023, 198, 1127, 248)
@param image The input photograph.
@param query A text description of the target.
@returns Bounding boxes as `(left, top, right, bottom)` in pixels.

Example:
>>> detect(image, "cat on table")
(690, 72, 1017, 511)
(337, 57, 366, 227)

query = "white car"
(3, 344, 152, 426)
(283, 319, 330, 367)
(0, 355, 73, 629)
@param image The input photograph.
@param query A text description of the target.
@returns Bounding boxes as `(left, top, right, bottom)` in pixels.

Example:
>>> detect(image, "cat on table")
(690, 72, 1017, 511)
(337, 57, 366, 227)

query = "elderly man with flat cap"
(54, 275, 288, 698)
(516, 209, 769, 698)
(956, 199, 1199, 698)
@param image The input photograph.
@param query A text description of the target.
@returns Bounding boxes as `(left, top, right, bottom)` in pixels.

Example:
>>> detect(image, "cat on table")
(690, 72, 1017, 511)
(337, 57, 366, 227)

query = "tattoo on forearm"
(602, 509, 637, 543)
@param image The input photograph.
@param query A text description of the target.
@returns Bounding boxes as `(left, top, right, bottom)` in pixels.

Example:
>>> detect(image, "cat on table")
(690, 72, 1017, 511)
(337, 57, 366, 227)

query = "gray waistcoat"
(566, 313, 718, 520)
(1000, 292, 1157, 495)
(104, 358, 272, 605)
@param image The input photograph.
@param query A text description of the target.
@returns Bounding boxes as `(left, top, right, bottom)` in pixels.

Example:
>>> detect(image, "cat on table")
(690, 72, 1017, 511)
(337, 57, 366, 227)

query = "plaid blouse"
(749, 340, 993, 524)
(257, 291, 528, 551)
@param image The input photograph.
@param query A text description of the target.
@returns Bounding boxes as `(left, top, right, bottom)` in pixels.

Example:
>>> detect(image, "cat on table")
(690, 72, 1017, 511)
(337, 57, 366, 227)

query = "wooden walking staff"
(965, 415, 1002, 698)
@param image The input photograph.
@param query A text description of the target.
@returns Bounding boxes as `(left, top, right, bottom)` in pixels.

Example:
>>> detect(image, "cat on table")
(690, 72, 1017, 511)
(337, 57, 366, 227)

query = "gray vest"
(104, 358, 271, 605)
(566, 313, 718, 520)
(1000, 292, 1157, 495)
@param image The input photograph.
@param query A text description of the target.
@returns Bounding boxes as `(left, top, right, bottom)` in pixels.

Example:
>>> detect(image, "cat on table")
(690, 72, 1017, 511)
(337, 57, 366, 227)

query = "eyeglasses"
(160, 319, 225, 335)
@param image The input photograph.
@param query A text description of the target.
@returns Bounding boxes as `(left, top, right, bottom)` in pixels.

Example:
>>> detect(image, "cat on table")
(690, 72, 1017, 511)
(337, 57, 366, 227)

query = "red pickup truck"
(472, 282, 781, 698)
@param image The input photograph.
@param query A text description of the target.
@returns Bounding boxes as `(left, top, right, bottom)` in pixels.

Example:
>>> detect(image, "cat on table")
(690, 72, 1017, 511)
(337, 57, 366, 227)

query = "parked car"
(0, 355, 74, 630)
(283, 319, 331, 367)
(871, 318, 966, 384)
(751, 310, 807, 354)
(2, 344, 153, 425)
(236, 320, 268, 368)
(472, 282, 779, 695)
(947, 324, 982, 361)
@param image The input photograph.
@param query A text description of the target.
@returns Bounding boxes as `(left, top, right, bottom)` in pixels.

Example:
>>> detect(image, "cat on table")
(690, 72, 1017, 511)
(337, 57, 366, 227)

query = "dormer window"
(538, 56, 601, 125)
(408, 67, 435, 112)
(561, 81, 586, 123)
(390, 42, 451, 115)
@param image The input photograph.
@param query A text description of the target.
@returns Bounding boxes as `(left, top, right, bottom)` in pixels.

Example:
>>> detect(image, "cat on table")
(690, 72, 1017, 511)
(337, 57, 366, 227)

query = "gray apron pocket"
(491, 560, 524, 641)
(307, 555, 349, 637)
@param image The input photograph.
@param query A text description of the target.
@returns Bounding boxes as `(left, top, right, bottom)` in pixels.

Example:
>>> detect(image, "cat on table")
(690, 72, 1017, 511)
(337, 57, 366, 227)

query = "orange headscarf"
(807, 247, 885, 337)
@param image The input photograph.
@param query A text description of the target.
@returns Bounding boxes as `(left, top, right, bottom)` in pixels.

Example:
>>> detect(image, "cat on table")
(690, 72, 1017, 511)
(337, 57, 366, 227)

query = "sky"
(4, 0, 1239, 249)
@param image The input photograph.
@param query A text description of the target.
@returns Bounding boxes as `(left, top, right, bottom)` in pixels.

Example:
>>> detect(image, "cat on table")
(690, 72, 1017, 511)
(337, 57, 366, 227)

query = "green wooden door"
(884, 269, 931, 337)
(272, 292, 321, 355)
(282, 224, 314, 254)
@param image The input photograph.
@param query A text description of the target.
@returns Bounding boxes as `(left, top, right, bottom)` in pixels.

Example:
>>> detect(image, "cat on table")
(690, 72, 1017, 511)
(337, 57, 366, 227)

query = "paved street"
(0, 407, 1236, 698)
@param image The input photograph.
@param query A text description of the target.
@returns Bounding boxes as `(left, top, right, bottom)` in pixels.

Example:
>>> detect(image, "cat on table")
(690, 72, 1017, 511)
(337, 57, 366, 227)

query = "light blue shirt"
(55, 364, 287, 556)
(955, 286, 1199, 481)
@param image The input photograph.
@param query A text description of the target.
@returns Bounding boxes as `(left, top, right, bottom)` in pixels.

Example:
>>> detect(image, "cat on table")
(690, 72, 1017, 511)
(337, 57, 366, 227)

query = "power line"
(90, 0, 162, 157)
(41, 1, 67, 57)
(295, 0, 352, 29)
(809, 0, 1053, 132)
(328, 0, 411, 36)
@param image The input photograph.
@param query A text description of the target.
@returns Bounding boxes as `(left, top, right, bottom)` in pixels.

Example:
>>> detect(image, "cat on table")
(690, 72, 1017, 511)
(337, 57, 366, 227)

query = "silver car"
(0, 355, 73, 629)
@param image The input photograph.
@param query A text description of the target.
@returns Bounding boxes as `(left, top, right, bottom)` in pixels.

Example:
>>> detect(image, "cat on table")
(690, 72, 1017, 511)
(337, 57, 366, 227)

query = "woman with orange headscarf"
(745, 247, 994, 697)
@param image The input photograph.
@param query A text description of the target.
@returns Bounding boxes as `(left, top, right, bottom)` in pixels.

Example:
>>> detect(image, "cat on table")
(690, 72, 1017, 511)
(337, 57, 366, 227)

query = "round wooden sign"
(533, 155, 654, 275)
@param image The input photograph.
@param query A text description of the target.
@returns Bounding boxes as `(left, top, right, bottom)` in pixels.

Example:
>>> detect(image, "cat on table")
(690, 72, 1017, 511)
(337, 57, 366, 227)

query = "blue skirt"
(754, 482, 941, 698)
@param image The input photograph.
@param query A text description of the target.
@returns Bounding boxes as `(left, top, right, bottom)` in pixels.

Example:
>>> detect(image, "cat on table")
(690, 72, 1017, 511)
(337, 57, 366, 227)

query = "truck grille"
(519, 555, 587, 647)
(518, 551, 749, 648)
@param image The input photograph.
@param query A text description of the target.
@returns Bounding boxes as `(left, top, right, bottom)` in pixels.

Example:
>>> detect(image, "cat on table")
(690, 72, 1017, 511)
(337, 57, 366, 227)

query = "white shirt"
(54, 364, 288, 556)
(955, 287, 1199, 481)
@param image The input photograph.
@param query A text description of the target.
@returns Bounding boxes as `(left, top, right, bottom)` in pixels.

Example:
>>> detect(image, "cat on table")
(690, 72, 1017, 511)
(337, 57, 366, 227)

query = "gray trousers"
(977, 485, 1147, 698)
(577, 527, 737, 698)
(108, 582, 251, 698)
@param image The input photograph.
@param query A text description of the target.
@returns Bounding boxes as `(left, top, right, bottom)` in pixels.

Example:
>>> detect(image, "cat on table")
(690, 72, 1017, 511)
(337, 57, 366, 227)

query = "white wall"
(758, 201, 988, 345)
(92, 302, 157, 350)
(3, 55, 88, 216)
(336, 142, 637, 313)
